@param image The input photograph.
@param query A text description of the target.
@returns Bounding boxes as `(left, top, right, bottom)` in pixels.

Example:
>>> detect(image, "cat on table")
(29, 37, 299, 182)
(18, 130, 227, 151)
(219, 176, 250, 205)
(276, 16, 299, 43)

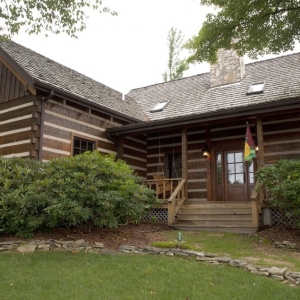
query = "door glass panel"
(236, 174, 244, 184)
(227, 153, 234, 163)
(236, 163, 244, 173)
(227, 164, 234, 173)
(235, 152, 243, 162)
(228, 174, 235, 184)
(216, 153, 222, 184)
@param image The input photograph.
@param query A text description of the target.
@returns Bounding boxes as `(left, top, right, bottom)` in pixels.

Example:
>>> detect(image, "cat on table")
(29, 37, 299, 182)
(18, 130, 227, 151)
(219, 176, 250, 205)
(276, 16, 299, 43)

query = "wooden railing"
(250, 181, 264, 227)
(144, 177, 187, 225)
(167, 178, 187, 225)
(144, 178, 181, 201)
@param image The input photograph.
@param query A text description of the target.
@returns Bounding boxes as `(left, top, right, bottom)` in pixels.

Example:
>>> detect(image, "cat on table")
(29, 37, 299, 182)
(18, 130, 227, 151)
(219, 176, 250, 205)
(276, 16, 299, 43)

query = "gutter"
(33, 80, 142, 124)
(38, 90, 54, 161)
(106, 131, 121, 159)
(107, 96, 300, 136)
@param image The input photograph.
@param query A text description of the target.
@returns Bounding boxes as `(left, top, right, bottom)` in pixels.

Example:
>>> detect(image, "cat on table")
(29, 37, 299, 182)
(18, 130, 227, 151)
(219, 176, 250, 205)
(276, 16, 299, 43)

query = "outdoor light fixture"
(177, 232, 182, 249)
(202, 143, 210, 158)
(255, 145, 259, 151)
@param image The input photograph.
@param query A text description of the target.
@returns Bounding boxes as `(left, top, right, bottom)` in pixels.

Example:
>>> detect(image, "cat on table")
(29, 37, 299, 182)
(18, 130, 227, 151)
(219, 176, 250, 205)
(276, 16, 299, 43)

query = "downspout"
(106, 131, 120, 159)
(38, 90, 54, 161)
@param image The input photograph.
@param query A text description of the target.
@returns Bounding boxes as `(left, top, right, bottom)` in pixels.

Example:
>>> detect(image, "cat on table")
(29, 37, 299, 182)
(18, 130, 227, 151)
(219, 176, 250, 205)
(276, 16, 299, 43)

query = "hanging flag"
(244, 122, 256, 165)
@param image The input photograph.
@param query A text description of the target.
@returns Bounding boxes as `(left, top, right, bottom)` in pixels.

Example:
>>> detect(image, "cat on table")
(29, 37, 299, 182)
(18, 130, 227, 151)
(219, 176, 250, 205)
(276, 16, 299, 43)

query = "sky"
(13, 0, 300, 95)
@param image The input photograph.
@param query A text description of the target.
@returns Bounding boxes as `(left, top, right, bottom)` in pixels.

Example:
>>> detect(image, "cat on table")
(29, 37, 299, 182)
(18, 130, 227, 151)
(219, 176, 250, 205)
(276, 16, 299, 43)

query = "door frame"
(214, 150, 255, 201)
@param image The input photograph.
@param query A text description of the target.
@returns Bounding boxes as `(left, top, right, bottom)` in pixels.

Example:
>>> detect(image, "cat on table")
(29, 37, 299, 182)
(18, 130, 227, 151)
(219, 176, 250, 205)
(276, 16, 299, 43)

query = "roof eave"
(107, 97, 300, 136)
(33, 80, 142, 124)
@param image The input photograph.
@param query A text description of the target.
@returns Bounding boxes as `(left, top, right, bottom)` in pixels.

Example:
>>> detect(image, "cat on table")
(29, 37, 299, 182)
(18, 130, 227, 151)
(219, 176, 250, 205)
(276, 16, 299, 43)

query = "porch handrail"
(250, 181, 263, 227)
(167, 178, 187, 225)
(144, 178, 182, 200)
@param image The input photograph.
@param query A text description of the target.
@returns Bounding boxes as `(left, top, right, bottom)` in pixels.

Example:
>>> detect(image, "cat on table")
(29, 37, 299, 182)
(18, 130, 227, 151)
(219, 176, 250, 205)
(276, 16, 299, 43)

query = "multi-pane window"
(166, 153, 182, 178)
(73, 136, 95, 156)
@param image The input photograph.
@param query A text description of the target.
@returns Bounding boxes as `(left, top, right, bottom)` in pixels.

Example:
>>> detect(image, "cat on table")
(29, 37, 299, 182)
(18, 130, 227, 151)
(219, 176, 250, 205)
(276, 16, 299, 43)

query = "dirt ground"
(1, 223, 300, 250)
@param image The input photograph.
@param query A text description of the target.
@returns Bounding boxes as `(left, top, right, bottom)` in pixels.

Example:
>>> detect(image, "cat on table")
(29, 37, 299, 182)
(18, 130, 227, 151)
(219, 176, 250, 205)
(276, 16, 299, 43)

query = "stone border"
(1, 240, 299, 287)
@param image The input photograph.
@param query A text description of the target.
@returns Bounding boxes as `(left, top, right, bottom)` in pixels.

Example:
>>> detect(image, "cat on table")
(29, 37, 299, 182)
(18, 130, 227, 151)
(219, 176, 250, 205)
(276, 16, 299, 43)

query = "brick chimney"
(210, 48, 245, 88)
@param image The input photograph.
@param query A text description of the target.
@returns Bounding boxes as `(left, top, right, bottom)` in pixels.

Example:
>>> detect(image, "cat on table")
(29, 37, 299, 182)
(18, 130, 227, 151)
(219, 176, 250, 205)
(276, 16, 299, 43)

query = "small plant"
(150, 216, 157, 224)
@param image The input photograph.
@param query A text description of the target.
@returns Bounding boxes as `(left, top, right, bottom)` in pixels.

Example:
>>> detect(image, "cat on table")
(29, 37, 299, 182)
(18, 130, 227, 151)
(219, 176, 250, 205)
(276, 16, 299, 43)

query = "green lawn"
(0, 252, 299, 300)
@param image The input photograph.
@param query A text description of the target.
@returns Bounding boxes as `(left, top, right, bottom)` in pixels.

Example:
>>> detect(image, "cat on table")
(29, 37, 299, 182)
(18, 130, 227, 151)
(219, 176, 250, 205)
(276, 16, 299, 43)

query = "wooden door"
(216, 151, 255, 201)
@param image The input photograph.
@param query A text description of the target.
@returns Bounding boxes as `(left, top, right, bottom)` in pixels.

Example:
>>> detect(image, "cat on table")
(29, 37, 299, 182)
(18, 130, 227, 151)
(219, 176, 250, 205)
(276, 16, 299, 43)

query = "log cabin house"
(1, 40, 300, 233)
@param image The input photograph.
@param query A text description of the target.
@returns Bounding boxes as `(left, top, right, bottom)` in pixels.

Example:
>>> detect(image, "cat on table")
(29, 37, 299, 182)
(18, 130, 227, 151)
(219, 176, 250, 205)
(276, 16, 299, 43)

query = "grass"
(156, 230, 300, 271)
(0, 252, 299, 300)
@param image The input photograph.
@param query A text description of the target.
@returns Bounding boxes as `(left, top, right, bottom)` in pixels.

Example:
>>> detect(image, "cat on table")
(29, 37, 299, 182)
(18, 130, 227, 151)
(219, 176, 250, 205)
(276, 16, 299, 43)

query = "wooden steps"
(171, 201, 257, 234)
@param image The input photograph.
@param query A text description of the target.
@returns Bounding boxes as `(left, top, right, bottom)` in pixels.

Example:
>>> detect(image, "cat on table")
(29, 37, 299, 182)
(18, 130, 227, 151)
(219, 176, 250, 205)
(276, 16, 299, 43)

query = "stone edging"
(1, 240, 299, 287)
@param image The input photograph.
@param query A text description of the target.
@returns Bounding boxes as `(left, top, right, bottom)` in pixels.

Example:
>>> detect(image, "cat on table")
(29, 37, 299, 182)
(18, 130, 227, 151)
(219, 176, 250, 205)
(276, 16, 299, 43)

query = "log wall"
(0, 95, 40, 158)
(42, 98, 146, 177)
(262, 111, 300, 164)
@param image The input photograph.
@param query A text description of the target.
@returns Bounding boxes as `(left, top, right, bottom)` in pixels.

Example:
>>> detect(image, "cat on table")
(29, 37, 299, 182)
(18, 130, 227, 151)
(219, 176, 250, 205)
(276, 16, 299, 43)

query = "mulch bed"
(1, 223, 300, 250)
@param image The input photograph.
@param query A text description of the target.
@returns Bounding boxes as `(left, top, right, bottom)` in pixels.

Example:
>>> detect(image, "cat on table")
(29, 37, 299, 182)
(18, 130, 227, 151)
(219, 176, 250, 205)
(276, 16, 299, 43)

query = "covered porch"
(107, 116, 270, 234)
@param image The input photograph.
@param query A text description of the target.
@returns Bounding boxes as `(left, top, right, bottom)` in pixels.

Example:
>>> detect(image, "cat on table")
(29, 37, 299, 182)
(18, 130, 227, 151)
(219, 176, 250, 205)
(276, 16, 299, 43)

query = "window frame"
(246, 81, 266, 95)
(71, 133, 97, 156)
(150, 100, 169, 113)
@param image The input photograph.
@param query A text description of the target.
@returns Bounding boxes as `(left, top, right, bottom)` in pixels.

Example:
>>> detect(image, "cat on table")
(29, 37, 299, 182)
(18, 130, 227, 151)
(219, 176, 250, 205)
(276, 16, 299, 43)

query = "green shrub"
(255, 159, 300, 227)
(0, 152, 157, 237)
(0, 157, 47, 237)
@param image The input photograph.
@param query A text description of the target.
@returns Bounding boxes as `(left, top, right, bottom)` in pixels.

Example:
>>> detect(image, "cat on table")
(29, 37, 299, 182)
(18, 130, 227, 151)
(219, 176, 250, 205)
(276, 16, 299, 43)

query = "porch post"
(118, 136, 124, 160)
(256, 118, 264, 169)
(256, 118, 265, 207)
(182, 128, 188, 200)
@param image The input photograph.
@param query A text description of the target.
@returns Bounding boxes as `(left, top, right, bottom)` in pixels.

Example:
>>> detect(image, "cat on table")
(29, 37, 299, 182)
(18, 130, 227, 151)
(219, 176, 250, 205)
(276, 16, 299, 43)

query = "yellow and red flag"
(244, 123, 256, 165)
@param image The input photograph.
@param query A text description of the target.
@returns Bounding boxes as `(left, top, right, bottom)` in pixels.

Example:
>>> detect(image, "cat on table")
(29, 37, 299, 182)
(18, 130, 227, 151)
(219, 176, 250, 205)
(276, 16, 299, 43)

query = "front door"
(216, 150, 255, 201)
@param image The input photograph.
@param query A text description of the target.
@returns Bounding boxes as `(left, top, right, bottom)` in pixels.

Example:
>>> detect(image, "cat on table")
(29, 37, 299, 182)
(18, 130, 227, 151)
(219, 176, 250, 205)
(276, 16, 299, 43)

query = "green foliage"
(0, 152, 157, 237)
(255, 159, 300, 227)
(0, 157, 46, 237)
(186, 0, 300, 63)
(162, 27, 189, 82)
(0, 0, 117, 38)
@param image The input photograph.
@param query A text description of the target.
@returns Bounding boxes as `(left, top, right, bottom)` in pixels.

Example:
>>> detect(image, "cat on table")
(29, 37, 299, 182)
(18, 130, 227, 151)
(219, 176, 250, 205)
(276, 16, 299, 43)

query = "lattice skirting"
(143, 209, 168, 222)
(269, 208, 299, 227)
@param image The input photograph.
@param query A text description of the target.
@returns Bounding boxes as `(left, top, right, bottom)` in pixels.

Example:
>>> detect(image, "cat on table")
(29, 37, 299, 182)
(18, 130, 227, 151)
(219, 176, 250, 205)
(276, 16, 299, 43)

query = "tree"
(186, 0, 300, 63)
(162, 27, 189, 82)
(0, 0, 117, 38)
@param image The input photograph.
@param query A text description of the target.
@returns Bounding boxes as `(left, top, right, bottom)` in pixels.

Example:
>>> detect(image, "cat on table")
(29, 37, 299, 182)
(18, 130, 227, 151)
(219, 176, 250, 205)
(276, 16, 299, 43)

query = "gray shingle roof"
(128, 53, 300, 121)
(0, 40, 148, 122)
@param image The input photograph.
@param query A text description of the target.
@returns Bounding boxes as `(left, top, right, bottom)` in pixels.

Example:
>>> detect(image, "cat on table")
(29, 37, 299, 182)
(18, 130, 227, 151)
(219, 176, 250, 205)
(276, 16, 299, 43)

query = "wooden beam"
(181, 128, 188, 200)
(256, 117, 265, 168)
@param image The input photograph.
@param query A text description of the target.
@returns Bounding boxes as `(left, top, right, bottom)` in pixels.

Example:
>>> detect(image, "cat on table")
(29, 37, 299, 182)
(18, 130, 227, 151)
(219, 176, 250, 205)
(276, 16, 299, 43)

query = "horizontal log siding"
(41, 99, 131, 161)
(0, 95, 39, 158)
(187, 127, 207, 201)
(0, 62, 29, 103)
(262, 112, 300, 164)
(123, 135, 147, 178)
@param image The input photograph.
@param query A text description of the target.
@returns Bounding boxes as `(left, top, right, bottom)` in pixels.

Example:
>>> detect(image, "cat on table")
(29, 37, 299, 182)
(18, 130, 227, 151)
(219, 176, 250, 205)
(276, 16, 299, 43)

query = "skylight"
(247, 82, 265, 95)
(150, 101, 168, 112)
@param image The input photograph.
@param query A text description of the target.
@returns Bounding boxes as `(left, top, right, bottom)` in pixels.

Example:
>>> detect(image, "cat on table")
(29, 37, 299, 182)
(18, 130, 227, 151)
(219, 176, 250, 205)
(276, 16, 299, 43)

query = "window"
(165, 153, 182, 178)
(246, 82, 265, 95)
(150, 101, 169, 113)
(73, 136, 95, 156)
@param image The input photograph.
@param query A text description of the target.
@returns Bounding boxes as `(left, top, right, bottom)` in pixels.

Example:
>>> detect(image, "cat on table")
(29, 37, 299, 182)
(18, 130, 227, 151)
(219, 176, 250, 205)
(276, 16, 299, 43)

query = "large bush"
(0, 152, 157, 237)
(255, 159, 300, 227)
